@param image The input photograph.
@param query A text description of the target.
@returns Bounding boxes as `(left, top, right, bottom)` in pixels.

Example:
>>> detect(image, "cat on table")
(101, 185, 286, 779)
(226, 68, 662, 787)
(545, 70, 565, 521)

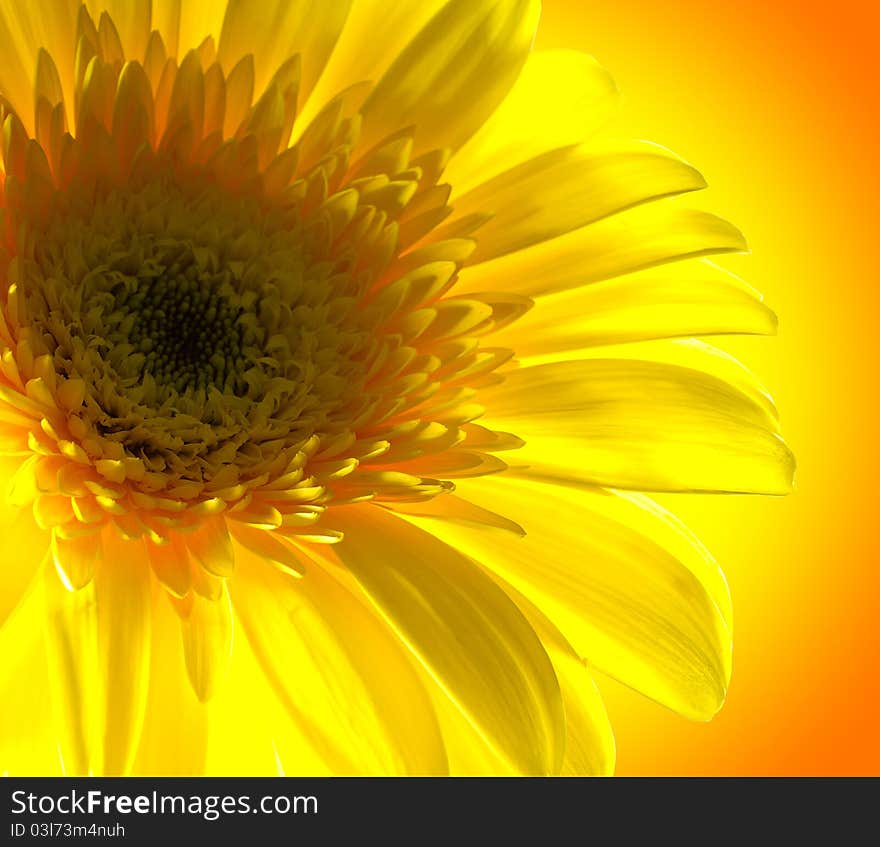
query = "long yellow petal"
(494, 577, 616, 775)
(231, 541, 448, 775)
(492, 258, 777, 355)
(358, 0, 540, 157)
(44, 531, 152, 775)
(555, 650, 616, 775)
(296, 0, 447, 135)
(218, 0, 351, 102)
(180, 582, 234, 702)
(415, 475, 732, 720)
(0, 485, 48, 626)
(414, 662, 515, 776)
(525, 338, 780, 425)
(456, 201, 747, 297)
(0, 0, 78, 132)
(483, 357, 795, 493)
(447, 142, 707, 264)
(86, 1, 150, 61)
(446, 49, 619, 195)
(0, 583, 60, 774)
(331, 504, 565, 774)
(131, 591, 208, 775)
(43, 555, 96, 776)
(204, 612, 328, 775)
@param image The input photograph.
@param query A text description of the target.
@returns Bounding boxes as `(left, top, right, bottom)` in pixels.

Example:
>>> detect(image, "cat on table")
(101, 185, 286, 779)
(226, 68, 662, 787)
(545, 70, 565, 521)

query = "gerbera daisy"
(0, 0, 794, 776)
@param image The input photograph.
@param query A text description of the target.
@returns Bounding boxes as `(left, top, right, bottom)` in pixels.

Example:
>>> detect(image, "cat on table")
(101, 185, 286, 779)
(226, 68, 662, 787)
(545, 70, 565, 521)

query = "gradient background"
(537, 0, 880, 775)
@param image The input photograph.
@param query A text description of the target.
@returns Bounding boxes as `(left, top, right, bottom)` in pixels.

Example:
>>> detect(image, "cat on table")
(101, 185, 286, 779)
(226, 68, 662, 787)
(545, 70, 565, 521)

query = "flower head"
(0, 0, 794, 776)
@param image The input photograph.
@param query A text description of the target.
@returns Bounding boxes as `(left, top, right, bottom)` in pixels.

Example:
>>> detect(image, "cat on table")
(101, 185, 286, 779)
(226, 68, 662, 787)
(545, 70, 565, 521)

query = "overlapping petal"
(331, 505, 565, 774)
(481, 356, 794, 493)
(408, 474, 732, 719)
(44, 532, 152, 775)
(232, 541, 448, 775)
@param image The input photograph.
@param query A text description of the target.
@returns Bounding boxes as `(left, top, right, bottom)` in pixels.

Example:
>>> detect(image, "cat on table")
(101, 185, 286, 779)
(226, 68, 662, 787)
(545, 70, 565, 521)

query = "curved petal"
(412, 475, 732, 720)
(0, 490, 48, 627)
(524, 338, 781, 424)
(555, 649, 616, 776)
(492, 576, 616, 775)
(383, 494, 525, 536)
(0, 0, 78, 132)
(176, 2, 226, 60)
(231, 541, 448, 775)
(295, 0, 447, 134)
(44, 530, 152, 775)
(86, 1, 150, 61)
(180, 582, 234, 703)
(0, 582, 60, 774)
(330, 504, 565, 774)
(446, 49, 619, 195)
(131, 591, 209, 775)
(416, 666, 515, 775)
(204, 610, 330, 776)
(358, 0, 540, 157)
(455, 202, 747, 298)
(482, 357, 795, 493)
(492, 258, 777, 355)
(218, 0, 351, 103)
(446, 142, 707, 264)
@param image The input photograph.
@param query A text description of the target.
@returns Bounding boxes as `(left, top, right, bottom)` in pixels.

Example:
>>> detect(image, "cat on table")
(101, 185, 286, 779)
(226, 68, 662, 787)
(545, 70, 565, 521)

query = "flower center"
(110, 250, 246, 395)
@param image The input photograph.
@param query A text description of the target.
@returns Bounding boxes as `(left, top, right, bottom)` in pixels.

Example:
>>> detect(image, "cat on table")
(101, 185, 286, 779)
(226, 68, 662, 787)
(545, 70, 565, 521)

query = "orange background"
(537, 0, 880, 774)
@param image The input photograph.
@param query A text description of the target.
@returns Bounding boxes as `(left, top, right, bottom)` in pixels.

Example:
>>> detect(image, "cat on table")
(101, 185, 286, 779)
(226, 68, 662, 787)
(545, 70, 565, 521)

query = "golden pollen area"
(0, 6, 527, 584)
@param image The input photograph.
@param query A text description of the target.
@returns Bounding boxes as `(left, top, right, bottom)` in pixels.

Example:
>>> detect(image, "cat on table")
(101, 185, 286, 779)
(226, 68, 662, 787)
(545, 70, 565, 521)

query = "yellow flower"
(0, 0, 794, 776)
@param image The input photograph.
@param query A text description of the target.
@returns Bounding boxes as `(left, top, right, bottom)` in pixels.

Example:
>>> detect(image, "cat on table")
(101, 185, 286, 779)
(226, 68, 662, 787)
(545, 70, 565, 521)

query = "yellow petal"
(359, 0, 540, 157)
(555, 650, 616, 776)
(187, 517, 235, 577)
(113, 60, 155, 161)
(384, 494, 525, 536)
(145, 533, 192, 598)
(456, 201, 747, 298)
(218, 0, 351, 103)
(493, 258, 777, 355)
(330, 505, 564, 774)
(147, 2, 179, 59)
(538, 338, 780, 426)
(34, 46, 67, 155)
(0, 583, 60, 774)
(95, 533, 153, 775)
(0, 0, 78, 133)
(0, 480, 48, 627)
(86, 0, 150, 61)
(497, 579, 615, 776)
(44, 531, 152, 775)
(228, 521, 306, 577)
(131, 591, 208, 775)
(448, 142, 707, 264)
(410, 659, 515, 776)
(297, 0, 446, 135)
(447, 49, 619, 195)
(483, 358, 795, 493)
(181, 582, 233, 702)
(231, 543, 447, 775)
(51, 528, 100, 591)
(419, 475, 732, 720)
(205, 611, 328, 775)
(177, 0, 227, 61)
